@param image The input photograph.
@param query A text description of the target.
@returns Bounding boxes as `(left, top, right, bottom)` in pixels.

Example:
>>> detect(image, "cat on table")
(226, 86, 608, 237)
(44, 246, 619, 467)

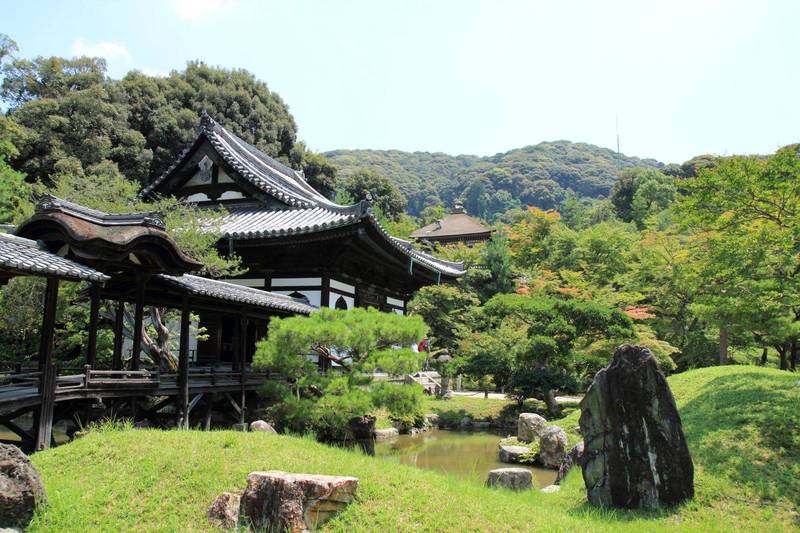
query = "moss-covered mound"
(29, 366, 800, 532)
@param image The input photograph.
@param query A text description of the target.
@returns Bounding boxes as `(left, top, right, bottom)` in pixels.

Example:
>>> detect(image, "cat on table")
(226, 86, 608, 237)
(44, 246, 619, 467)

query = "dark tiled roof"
(219, 205, 363, 239)
(0, 233, 109, 283)
(156, 274, 315, 315)
(143, 114, 349, 211)
(411, 212, 492, 239)
(144, 114, 466, 278)
(37, 195, 165, 229)
(218, 206, 466, 277)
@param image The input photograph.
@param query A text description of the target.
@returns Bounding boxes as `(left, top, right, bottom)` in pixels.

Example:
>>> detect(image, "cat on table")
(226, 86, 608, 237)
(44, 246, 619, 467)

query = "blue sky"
(3, 0, 799, 163)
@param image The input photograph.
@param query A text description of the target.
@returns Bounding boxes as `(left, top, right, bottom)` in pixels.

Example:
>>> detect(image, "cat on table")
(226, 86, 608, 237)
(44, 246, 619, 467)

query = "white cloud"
(71, 38, 132, 63)
(171, 0, 232, 21)
(139, 67, 169, 78)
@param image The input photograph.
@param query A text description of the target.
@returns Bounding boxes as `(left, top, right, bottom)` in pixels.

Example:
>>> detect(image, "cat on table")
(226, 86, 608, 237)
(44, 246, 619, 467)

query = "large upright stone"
(0, 444, 47, 529)
(579, 344, 694, 509)
(239, 471, 358, 532)
(517, 413, 546, 443)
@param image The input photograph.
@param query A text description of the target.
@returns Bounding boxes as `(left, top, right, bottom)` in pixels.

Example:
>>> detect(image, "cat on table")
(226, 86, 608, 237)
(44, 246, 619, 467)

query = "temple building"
(142, 113, 464, 318)
(410, 204, 492, 246)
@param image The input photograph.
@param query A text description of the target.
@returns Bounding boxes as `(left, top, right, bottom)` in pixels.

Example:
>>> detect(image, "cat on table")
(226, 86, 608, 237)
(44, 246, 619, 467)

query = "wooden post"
(178, 297, 191, 429)
(38, 278, 59, 372)
(35, 363, 57, 451)
(112, 301, 124, 371)
(131, 276, 145, 370)
(34, 279, 59, 451)
(239, 314, 247, 425)
(204, 394, 214, 430)
(86, 284, 101, 367)
(231, 316, 240, 372)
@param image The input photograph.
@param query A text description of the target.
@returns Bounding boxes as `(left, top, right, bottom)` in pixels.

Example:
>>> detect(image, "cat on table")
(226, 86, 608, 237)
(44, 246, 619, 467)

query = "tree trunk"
(544, 389, 562, 418)
(778, 343, 788, 370)
(719, 326, 729, 365)
(791, 339, 798, 372)
(484, 389, 488, 399)
(760, 346, 768, 366)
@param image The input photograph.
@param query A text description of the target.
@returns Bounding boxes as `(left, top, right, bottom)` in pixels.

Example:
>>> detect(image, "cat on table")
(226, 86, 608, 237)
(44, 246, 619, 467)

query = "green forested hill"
(325, 141, 663, 218)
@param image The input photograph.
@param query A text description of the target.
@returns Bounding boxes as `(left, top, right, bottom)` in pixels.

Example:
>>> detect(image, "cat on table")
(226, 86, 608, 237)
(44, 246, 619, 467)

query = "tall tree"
(678, 145, 800, 369)
(340, 167, 407, 220)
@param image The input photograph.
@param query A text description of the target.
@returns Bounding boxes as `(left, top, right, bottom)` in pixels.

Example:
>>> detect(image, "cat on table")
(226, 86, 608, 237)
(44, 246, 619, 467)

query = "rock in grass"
(0, 444, 47, 529)
(239, 471, 358, 532)
(486, 468, 533, 491)
(555, 442, 584, 484)
(348, 415, 376, 439)
(207, 491, 241, 529)
(538, 426, 568, 469)
(424, 413, 440, 428)
(579, 344, 694, 509)
(498, 444, 531, 464)
(517, 413, 547, 443)
(249, 420, 277, 433)
(540, 484, 560, 494)
(374, 428, 399, 441)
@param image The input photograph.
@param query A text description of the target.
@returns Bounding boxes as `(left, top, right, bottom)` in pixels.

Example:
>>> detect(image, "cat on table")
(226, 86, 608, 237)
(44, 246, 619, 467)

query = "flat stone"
(0, 444, 47, 529)
(207, 491, 241, 529)
(498, 444, 531, 464)
(517, 413, 547, 443)
(374, 428, 399, 441)
(486, 468, 533, 491)
(538, 426, 568, 469)
(249, 420, 277, 433)
(540, 484, 561, 493)
(239, 471, 358, 532)
(580, 344, 694, 509)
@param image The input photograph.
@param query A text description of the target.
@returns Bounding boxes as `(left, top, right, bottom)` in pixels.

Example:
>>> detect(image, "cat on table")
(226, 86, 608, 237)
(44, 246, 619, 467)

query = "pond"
(373, 429, 557, 487)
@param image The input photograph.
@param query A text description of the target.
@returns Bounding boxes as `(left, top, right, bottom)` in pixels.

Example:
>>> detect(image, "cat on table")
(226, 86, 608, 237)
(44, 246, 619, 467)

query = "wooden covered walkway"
(0, 197, 314, 452)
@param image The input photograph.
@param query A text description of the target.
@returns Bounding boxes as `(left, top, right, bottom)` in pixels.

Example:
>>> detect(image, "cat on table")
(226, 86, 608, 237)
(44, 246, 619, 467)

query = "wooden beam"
(0, 414, 34, 444)
(112, 301, 124, 370)
(178, 297, 191, 429)
(131, 276, 145, 370)
(187, 393, 203, 415)
(86, 284, 101, 367)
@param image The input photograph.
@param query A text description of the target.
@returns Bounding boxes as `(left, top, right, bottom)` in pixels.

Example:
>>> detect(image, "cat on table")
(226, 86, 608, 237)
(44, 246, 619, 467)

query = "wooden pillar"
(112, 301, 124, 370)
(35, 277, 59, 451)
(239, 314, 247, 425)
(131, 276, 145, 370)
(38, 278, 59, 372)
(86, 284, 101, 367)
(35, 363, 57, 451)
(178, 297, 191, 429)
(231, 316, 240, 372)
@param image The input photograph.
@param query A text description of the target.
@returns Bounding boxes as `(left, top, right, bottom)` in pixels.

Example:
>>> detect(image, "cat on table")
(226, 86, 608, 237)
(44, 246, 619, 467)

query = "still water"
(373, 429, 557, 487)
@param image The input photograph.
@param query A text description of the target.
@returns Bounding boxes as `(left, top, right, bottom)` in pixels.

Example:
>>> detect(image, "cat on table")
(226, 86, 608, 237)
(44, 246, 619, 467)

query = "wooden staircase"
(406, 371, 442, 395)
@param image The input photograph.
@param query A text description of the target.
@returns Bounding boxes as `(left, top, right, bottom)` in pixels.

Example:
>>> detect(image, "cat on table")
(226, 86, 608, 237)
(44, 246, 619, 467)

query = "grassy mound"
(29, 366, 800, 532)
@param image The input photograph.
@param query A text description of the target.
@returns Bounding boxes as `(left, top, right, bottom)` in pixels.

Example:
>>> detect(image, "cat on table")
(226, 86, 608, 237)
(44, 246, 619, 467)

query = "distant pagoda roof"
(143, 114, 466, 278)
(411, 206, 492, 241)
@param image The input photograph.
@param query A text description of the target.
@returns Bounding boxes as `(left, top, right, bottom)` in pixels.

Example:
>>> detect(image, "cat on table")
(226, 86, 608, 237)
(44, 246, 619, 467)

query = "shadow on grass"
(677, 371, 800, 506)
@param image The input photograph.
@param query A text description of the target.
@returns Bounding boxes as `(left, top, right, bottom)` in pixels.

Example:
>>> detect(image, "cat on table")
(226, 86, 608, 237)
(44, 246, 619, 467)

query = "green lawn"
(29, 366, 800, 532)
